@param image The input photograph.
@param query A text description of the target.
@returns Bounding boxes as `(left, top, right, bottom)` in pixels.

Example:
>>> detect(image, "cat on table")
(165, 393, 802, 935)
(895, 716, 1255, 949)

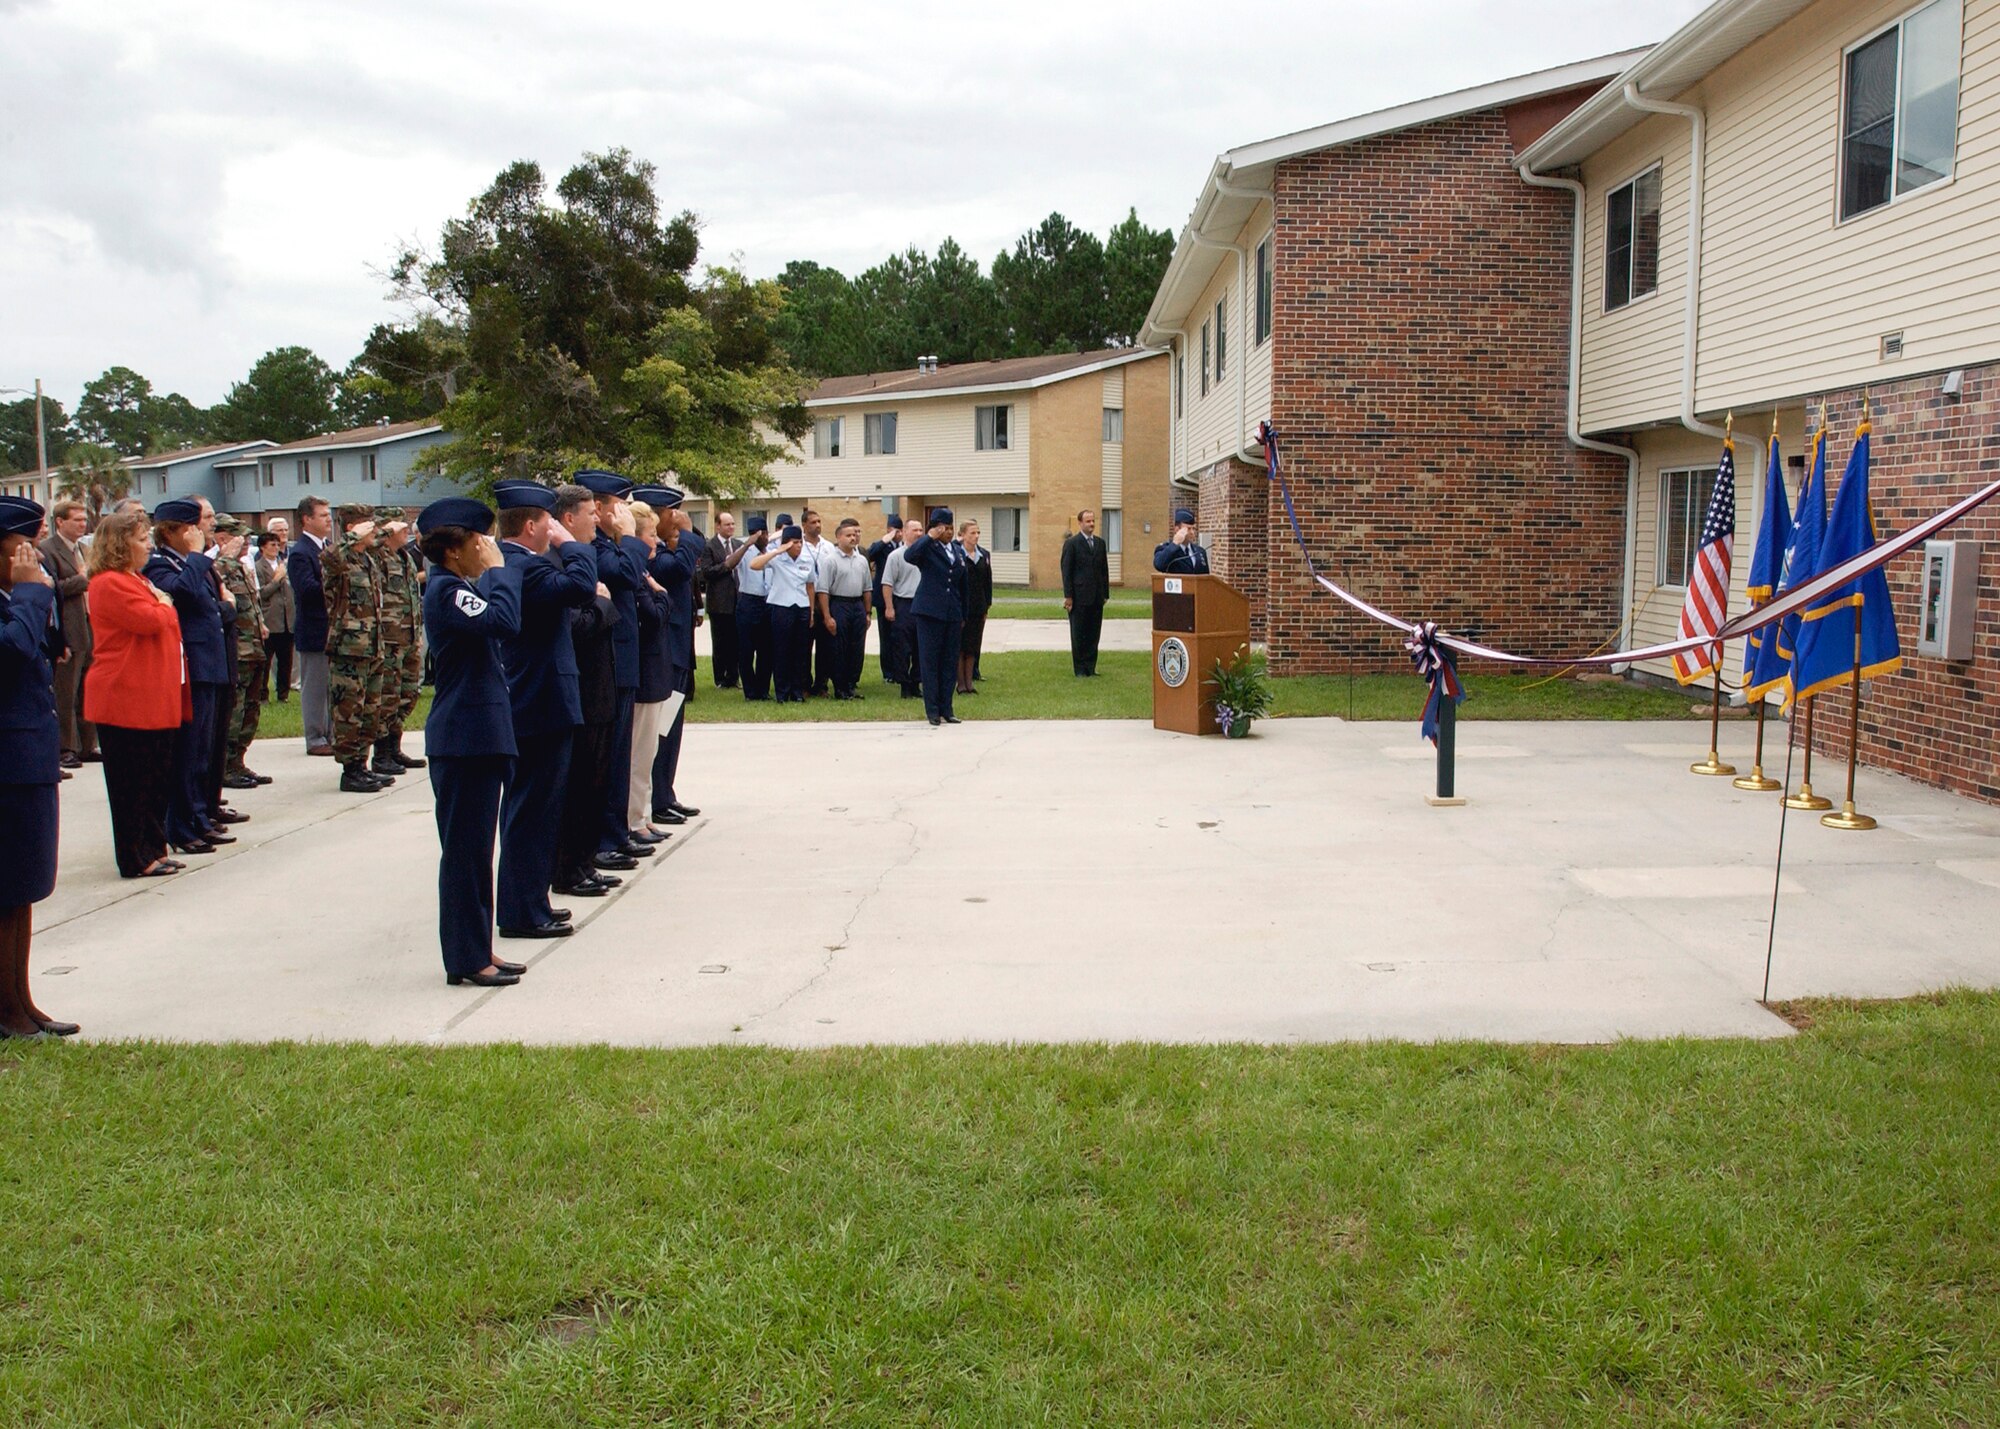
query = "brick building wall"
(1262, 108, 1629, 674)
(1799, 368, 2000, 804)
(1194, 456, 1269, 638)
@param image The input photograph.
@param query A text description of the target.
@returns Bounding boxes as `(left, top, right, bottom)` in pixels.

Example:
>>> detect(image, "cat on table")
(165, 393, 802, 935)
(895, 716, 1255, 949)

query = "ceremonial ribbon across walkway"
(1259, 420, 2000, 670)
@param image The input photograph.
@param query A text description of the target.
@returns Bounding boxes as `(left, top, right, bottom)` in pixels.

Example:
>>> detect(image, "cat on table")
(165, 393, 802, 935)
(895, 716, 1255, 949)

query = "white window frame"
(864, 411, 897, 456)
(1254, 238, 1272, 345)
(260, 461, 274, 488)
(1602, 162, 1663, 314)
(1214, 298, 1227, 381)
(361, 453, 378, 482)
(1656, 466, 1717, 590)
(1838, 0, 1962, 224)
(296, 460, 310, 485)
(1101, 407, 1123, 442)
(1174, 353, 1184, 416)
(992, 506, 1027, 553)
(975, 404, 1011, 452)
(813, 416, 845, 459)
(321, 456, 335, 483)
(1200, 322, 1211, 397)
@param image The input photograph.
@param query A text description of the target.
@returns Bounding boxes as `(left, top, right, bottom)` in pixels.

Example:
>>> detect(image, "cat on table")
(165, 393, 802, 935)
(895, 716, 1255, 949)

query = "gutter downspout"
(1621, 83, 1728, 443)
(1516, 162, 1642, 669)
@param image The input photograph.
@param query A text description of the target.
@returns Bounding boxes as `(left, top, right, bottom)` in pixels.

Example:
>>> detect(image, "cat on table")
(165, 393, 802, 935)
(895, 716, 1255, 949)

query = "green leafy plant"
(1209, 646, 1273, 736)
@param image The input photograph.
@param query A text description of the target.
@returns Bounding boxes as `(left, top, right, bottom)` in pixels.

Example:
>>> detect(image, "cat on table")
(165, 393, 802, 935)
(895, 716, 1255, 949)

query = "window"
(224, 472, 235, 494)
(975, 405, 1011, 451)
(1174, 353, 1184, 417)
(321, 456, 335, 483)
(991, 507, 1026, 553)
(1255, 239, 1273, 344)
(260, 461, 274, 488)
(1200, 322, 1211, 397)
(1214, 298, 1228, 381)
(296, 460, 310, 485)
(1841, 0, 1961, 220)
(864, 412, 897, 455)
(813, 416, 844, 458)
(743, 509, 768, 532)
(361, 454, 377, 481)
(1657, 466, 1720, 588)
(1604, 164, 1662, 311)
(1101, 407, 1124, 442)
(1102, 507, 1123, 554)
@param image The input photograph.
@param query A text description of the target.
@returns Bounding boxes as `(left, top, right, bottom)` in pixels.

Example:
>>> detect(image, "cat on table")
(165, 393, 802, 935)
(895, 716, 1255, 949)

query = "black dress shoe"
(213, 808, 249, 824)
(34, 1018, 81, 1037)
(943, 715, 962, 724)
(202, 829, 238, 845)
(171, 840, 215, 855)
(928, 715, 941, 727)
(223, 773, 259, 790)
(446, 969, 519, 987)
(629, 827, 666, 845)
(618, 840, 656, 859)
(79, 751, 103, 763)
(492, 959, 528, 976)
(547, 908, 573, 924)
(593, 852, 638, 872)
(499, 923, 574, 939)
(651, 808, 686, 826)
(60, 752, 81, 770)
(667, 801, 700, 818)
(552, 878, 610, 898)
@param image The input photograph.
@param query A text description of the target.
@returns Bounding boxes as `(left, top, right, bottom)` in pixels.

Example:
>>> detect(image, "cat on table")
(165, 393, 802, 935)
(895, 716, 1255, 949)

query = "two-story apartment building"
(124, 440, 278, 509)
(723, 349, 1169, 588)
(1520, 0, 2000, 802)
(213, 420, 453, 525)
(1141, 53, 1643, 652)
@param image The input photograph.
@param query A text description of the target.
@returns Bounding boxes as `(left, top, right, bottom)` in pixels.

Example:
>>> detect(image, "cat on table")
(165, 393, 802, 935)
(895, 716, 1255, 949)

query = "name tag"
(1163, 578, 1183, 594)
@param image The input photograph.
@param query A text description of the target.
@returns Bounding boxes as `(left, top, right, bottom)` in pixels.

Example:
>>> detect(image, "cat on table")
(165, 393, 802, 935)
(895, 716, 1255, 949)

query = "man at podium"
(1153, 508, 1211, 575)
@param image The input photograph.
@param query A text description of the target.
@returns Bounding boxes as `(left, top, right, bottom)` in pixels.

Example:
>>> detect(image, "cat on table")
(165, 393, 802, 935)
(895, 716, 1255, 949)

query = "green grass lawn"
(987, 586, 1152, 620)
(256, 657, 1697, 737)
(4, 993, 1997, 1423)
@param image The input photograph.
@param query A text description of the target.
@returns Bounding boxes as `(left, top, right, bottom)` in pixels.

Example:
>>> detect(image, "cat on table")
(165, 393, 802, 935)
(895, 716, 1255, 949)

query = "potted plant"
(1209, 646, 1273, 738)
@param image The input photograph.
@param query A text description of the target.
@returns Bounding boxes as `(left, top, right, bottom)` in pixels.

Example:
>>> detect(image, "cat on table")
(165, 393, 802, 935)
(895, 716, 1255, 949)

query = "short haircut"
(257, 532, 281, 552)
(553, 484, 592, 521)
(114, 498, 146, 515)
(836, 517, 860, 532)
(51, 500, 85, 522)
(418, 525, 477, 567)
(296, 496, 329, 523)
(958, 519, 977, 535)
(496, 507, 537, 539)
(87, 510, 152, 575)
(801, 507, 818, 520)
(1078, 509, 1092, 521)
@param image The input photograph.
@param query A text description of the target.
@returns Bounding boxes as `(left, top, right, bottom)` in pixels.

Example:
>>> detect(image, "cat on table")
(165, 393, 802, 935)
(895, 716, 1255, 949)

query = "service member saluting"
(416, 497, 526, 989)
(1153, 507, 1211, 575)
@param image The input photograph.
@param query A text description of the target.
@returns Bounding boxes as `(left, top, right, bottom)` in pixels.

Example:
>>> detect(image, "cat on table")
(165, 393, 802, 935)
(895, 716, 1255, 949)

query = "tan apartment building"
(1519, 0, 2000, 801)
(713, 350, 1170, 588)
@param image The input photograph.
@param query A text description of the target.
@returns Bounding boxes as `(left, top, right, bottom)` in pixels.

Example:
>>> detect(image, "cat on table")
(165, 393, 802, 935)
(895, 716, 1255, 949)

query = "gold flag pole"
(1784, 699, 1833, 810)
(1824, 391, 1877, 831)
(1735, 411, 1784, 790)
(1692, 412, 1737, 777)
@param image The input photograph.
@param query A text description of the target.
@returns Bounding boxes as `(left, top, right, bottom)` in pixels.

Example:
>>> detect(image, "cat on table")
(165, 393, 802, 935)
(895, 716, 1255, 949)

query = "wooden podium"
(1151, 574, 1251, 735)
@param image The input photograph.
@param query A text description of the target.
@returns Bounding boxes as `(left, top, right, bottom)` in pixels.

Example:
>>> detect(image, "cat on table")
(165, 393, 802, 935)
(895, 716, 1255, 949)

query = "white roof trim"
(804, 349, 1161, 408)
(253, 425, 447, 458)
(122, 440, 277, 470)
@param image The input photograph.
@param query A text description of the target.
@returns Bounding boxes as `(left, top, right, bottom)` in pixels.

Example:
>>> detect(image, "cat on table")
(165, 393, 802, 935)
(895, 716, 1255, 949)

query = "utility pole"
(34, 378, 48, 477)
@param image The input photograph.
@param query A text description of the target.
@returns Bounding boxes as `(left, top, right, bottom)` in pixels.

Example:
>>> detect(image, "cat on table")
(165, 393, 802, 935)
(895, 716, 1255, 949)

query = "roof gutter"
(1621, 82, 1728, 442)
(1516, 162, 1642, 668)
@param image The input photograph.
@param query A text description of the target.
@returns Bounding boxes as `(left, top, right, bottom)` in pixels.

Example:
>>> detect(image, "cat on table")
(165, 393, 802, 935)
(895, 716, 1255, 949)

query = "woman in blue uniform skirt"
(0, 497, 78, 1039)
(416, 498, 526, 989)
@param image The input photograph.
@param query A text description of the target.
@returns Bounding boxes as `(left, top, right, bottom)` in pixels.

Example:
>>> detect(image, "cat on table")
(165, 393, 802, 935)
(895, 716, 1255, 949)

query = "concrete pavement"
(31, 718, 2000, 1046)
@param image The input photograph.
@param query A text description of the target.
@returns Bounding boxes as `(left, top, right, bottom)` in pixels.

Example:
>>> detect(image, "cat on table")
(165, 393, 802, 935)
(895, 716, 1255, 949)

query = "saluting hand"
(350, 520, 378, 549)
(9, 543, 51, 587)
(478, 535, 505, 571)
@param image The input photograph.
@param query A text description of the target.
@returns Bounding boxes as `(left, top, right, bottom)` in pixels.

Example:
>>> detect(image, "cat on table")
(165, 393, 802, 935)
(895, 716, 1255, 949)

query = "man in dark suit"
(288, 496, 334, 754)
(902, 507, 968, 727)
(1153, 506, 1212, 575)
(1060, 508, 1111, 677)
(37, 499, 95, 766)
(866, 516, 903, 683)
(494, 482, 599, 938)
(699, 510, 741, 688)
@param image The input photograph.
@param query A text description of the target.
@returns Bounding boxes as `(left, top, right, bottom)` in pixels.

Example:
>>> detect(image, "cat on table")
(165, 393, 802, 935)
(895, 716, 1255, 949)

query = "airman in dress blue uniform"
(1153, 507, 1212, 575)
(417, 497, 526, 988)
(903, 507, 968, 727)
(632, 484, 703, 827)
(492, 481, 600, 940)
(144, 497, 232, 852)
(574, 470, 651, 862)
(0, 496, 76, 1039)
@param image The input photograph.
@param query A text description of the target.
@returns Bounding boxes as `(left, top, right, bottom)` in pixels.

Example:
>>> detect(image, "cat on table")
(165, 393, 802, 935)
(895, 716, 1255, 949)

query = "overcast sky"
(1, 0, 1708, 412)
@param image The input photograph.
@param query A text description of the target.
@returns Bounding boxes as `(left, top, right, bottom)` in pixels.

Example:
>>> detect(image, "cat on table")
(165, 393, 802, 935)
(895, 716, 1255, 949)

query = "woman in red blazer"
(83, 510, 189, 878)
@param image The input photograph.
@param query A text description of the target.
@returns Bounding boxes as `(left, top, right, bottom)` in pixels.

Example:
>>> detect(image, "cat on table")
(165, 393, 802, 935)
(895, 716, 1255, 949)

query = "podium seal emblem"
(1157, 637, 1190, 689)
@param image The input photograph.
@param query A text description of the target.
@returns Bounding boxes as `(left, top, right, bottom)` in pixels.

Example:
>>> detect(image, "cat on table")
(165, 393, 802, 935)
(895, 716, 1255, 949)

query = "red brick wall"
(1265, 109, 1629, 674)
(1801, 369, 2000, 804)
(1194, 456, 1268, 638)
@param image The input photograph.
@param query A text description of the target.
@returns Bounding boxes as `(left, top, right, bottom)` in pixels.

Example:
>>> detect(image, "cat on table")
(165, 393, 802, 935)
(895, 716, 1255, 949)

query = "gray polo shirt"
(882, 546, 922, 600)
(818, 547, 872, 599)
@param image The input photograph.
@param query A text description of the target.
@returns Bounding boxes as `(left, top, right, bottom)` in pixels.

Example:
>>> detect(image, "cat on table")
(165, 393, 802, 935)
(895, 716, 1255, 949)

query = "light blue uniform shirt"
(765, 548, 816, 608)
(736, 541, 771, 598)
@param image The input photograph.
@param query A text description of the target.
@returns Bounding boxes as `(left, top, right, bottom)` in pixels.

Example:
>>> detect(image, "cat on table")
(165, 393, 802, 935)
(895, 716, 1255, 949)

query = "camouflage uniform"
(322, 504, 384, 770)
(214, 515, 270, 776)
(369, 507, 426, 771)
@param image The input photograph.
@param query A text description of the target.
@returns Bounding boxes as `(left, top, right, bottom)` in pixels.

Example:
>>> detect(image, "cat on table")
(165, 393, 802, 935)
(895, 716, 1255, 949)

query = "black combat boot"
(340, 762, 384, 793)
(391, 727, 426, 769)
(370, 737, 406, 776)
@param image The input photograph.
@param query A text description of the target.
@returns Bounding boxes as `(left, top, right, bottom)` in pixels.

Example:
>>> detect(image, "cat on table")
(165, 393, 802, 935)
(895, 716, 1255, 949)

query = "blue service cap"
(928, 506, 953, 529)
(0, 494, 45, 538)
(630, 484, 685, 509)
(153, 498, 203, 525)
(744, 514, 768, 534)
(494, 483, 557, 513)
(573, 469, 633, 499)
(775, 512, 794, 527)
(1172, 507, 1196, 526)
(416, 497, 495, 536)
(780, 524, 803, 543)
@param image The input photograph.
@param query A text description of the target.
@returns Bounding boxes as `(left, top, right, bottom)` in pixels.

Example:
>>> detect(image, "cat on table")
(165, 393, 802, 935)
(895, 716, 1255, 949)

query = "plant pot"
(1223, 720, 1252, 739)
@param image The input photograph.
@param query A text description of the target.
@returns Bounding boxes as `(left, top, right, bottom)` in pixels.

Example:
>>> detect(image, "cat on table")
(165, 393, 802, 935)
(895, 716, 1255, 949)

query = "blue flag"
(1788, 419, 1902, 706)
(1740, 431, 1792, 690)
(1746, 424, 1825, 702)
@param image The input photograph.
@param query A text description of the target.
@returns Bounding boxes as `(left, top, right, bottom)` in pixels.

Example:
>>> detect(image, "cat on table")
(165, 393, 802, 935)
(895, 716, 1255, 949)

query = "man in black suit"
(699, 511, 741, 688)
(1059, 508, 1111, 677)
(865, 516, 903, 683)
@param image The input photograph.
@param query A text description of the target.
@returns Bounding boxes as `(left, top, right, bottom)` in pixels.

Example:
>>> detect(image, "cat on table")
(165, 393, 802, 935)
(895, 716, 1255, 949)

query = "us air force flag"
(1748, 424, 1828, 705)
(1788, 418, 1902, 705)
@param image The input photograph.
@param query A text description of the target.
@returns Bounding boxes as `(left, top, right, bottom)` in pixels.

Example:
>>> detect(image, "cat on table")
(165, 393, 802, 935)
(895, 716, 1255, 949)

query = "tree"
(910, 238, 1006, 366)
(0, 395, 71, 474)
(992, 213, 1110, 356)
(1105, 208, 1176, 347)
(334, 320, 462, 427)
(73, 367, 155, 456)
(213, 346, 339, 443)
(54, 442, 131, 520)
(390, 149, 808, 496)
(772, 261, 870, 378)
(145, 392, 214, 451)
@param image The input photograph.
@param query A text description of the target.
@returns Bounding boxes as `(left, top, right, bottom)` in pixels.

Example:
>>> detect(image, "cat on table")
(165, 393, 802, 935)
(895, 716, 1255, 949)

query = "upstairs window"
(1255, 239, 1273, 344)
(1214, 298, 1228, 381)
(361, 454, 377, 481)
(813, 416, 844, 459)
(975, 404, 1011, 451)
(1200, 322, 1211, 397)
(1101, 407, 1123, 442)
(321, 456, 335, 483)
(864, 412, 897, 455)
(260, 461, 274, 488)
(1841, 0, 1961, 221)
(1174, 353, 1184, 416)
(296, 460, 310, 485)
(1604, 164, 1662, 311)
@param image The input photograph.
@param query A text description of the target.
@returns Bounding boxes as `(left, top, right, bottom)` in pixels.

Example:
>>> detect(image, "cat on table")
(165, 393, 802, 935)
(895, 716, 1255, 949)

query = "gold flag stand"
(1690, 666, 1736, 776)
(1783, 699, 1834, 810)
(1821, 618, 1878, 831)
(1732, 694, 1782, 791)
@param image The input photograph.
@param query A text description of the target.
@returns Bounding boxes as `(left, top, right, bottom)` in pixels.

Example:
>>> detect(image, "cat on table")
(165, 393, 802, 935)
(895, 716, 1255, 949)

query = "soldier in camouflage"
(368, 507, 428, 775)
(214, 514, 272, 788)
(321, 503, 394, 793)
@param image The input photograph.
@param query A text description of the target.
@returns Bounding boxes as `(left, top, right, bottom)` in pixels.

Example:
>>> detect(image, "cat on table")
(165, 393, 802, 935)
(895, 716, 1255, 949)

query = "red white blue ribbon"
(1403, 621, 1465, 744)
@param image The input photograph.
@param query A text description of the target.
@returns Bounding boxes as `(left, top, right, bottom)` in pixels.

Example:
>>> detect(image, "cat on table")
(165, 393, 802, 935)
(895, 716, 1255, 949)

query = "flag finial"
(1771, 409, 1781, 438)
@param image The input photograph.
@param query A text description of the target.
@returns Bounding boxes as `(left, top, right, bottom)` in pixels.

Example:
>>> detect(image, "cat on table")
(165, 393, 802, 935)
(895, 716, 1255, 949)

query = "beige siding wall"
(1578, 116, 1691, 431)
(1176, 206, 1274, 476)
(771, 393, 1031, 500)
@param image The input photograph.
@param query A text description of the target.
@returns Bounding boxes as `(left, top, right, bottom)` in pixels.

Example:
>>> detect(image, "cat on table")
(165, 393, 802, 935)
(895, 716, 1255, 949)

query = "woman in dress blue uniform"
(417, 498, 526, 989)
(0, 496, 79, 1038)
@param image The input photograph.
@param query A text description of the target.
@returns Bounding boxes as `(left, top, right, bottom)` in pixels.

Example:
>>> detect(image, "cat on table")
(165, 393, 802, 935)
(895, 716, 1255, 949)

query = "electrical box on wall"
(1918, 541, 1980, 660)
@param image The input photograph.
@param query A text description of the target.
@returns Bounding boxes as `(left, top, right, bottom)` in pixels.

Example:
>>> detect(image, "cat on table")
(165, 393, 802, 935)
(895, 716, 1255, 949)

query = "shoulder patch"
(453, 588, 489, 618)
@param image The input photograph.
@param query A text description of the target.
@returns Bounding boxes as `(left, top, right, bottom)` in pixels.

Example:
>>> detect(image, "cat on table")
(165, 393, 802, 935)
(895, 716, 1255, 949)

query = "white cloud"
(0, 0, 1701, 410)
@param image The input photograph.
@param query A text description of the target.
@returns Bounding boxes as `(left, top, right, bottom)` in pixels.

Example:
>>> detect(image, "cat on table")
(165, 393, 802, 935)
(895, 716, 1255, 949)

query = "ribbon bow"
(1403, 621, 1465, 744)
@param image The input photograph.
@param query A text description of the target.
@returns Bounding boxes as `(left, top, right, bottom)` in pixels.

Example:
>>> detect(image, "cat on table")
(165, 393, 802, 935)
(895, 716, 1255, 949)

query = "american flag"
(1672, 441, 1737, 683)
